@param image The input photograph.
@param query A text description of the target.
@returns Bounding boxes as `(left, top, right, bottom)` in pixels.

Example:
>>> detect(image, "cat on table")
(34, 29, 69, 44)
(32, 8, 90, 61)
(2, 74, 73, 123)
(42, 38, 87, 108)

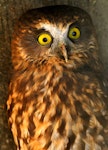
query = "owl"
(7, 5, 108, 150)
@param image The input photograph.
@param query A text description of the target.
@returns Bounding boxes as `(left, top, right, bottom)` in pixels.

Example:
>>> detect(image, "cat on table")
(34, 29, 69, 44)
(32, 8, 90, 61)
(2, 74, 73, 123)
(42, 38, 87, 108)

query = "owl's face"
(12, 5, 98, 69)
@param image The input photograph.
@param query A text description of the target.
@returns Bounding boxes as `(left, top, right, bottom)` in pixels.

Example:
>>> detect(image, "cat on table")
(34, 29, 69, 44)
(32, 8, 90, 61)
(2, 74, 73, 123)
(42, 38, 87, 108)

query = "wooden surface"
(0, 0, 108, 149)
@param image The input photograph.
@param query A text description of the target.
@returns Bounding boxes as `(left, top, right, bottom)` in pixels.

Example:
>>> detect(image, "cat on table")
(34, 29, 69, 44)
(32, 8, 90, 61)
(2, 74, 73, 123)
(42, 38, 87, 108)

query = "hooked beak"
(59, 43, 68, 63)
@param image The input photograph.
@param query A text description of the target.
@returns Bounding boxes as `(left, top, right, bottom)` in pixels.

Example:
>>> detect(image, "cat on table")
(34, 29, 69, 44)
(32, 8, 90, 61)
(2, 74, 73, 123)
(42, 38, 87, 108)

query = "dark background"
(0, 0, 108, 149)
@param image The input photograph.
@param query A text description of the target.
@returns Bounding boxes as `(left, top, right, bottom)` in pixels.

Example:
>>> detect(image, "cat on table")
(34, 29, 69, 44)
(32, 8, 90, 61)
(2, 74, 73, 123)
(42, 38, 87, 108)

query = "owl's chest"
(21, 67, 92, 124)
(14, 66, 93, 110)
(9, 66, 106, 150)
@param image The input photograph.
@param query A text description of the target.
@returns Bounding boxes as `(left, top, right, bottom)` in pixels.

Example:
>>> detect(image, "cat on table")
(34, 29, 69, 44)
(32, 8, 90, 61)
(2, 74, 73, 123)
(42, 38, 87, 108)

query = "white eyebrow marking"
(39, 23, 69, 42)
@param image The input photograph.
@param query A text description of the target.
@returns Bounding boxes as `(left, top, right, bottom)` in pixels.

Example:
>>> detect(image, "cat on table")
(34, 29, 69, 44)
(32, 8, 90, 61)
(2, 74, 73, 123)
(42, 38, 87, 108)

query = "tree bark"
(0, 0, 108, 149)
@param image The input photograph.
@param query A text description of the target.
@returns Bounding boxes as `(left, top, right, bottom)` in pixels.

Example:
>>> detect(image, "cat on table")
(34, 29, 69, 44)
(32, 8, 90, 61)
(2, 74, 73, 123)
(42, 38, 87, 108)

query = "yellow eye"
(68, 27, 81, 40)
(37, 33, 52, 46)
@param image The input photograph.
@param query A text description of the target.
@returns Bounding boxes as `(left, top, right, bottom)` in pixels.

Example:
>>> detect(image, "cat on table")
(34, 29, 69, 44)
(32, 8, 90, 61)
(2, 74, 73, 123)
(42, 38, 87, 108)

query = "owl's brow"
(39, 23, 68, 32)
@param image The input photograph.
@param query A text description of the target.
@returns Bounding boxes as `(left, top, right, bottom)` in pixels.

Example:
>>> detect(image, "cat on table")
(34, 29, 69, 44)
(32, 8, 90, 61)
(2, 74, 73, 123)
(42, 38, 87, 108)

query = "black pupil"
(43, 38, 48, 42)
(72, 31, 77, 36)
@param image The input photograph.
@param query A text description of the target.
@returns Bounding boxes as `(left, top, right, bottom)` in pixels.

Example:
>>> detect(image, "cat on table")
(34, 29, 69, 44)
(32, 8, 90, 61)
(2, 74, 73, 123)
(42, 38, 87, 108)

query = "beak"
(59, 43, 68, 63)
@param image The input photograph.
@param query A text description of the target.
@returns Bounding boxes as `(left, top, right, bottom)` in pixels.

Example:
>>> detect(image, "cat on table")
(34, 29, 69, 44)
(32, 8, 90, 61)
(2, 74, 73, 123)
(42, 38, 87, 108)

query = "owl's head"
(12, 5, 99, 70)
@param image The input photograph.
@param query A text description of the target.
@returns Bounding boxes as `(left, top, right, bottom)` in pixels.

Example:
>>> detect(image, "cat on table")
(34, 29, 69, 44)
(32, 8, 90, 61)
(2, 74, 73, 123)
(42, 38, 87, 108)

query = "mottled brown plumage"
(7, 5, 108, 150)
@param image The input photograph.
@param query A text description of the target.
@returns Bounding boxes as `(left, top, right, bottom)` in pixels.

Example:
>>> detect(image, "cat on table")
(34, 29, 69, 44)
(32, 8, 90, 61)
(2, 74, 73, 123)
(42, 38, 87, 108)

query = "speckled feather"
(7, 5, 108, 150)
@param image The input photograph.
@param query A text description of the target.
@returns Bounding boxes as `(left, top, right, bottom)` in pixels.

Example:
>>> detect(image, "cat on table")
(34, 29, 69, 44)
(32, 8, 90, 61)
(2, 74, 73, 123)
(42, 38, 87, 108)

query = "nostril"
(65, 45, 71, 53)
